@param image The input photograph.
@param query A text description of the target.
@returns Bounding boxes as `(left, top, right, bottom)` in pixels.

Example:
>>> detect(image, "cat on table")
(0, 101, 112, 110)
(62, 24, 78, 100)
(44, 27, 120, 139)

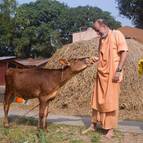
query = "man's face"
(93, 22, 108, 38)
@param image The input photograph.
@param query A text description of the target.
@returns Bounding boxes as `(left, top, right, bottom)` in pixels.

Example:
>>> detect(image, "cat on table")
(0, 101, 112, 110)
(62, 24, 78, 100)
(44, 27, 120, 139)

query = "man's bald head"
(94, 19, 109, 27)
(92, 19, 110, 38)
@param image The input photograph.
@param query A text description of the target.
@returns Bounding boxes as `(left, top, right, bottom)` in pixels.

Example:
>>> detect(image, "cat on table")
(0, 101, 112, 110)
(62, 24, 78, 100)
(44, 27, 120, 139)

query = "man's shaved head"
(94, 19, 109, 27)
(92, 19, 110, 38)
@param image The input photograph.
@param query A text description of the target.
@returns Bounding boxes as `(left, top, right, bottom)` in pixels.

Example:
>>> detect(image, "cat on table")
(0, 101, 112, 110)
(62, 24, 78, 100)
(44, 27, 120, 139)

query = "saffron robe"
(91, 30, 128, 129)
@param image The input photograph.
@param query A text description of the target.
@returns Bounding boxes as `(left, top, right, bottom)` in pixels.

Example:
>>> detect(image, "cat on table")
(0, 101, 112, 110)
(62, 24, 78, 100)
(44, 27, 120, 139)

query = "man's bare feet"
(105, 129, 114, 139)
(82, 123, 97, 134)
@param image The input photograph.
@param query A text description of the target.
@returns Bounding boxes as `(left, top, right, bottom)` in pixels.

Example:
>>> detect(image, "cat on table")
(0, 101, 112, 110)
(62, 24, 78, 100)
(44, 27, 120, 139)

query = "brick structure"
(72, 27, 98, 43)
(0, 57, 16, 85)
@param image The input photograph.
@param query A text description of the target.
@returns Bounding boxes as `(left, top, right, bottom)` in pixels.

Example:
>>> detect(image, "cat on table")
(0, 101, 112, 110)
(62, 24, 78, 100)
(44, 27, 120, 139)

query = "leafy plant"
(116, 0, 143, 28)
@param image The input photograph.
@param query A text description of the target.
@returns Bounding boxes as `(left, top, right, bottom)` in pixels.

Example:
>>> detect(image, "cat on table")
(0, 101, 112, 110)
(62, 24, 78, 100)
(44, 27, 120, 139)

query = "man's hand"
(89, 56, 99, 64)
(86, 56, 99, 65)
(112, 72, 121, 83)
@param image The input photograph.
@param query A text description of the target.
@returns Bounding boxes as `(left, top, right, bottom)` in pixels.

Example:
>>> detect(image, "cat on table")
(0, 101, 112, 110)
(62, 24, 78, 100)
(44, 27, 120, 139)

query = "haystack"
(44, 37, 143, 117)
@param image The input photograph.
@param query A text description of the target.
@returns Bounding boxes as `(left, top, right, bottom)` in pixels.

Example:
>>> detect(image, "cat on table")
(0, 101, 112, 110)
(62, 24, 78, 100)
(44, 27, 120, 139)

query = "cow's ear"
(59, 59, 70, 65)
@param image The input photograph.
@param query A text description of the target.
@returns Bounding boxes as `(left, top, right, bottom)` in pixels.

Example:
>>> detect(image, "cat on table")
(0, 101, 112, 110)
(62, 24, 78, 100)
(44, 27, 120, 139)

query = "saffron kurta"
(91, 30, 128, 129)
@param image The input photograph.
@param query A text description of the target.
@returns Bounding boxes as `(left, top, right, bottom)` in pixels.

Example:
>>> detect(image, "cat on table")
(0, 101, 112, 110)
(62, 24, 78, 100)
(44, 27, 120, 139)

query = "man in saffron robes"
(84, 19, 128, 138)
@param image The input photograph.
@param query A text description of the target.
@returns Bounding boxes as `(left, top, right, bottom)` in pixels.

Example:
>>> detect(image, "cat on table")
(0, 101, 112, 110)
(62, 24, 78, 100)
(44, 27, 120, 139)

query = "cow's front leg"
(38, 100, 48, 131)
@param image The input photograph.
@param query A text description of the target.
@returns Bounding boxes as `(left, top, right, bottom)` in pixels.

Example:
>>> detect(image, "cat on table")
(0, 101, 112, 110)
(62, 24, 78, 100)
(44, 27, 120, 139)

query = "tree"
(0, 0, 121, 58)
(14, 0, 64, 58)
(0, 0, 16, 56)
(57, 6, 121, 43)
(116, 0, 143, 28)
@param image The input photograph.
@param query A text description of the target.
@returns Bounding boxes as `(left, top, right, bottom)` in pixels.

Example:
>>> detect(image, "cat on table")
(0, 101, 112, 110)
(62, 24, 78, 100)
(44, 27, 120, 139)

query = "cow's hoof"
(44, 128, 48, 133)
(4, 123, 9, 128)
(37, 127, 48, 133)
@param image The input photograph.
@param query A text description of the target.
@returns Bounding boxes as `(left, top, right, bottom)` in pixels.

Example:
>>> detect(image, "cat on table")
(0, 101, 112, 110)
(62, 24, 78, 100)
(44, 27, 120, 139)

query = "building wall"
(72, 28, 98, 43)
(0, 62, 7, 85)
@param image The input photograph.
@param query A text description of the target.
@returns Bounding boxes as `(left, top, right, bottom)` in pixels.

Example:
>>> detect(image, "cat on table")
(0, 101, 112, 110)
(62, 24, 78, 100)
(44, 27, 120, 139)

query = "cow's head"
(59, 57, 96, 72)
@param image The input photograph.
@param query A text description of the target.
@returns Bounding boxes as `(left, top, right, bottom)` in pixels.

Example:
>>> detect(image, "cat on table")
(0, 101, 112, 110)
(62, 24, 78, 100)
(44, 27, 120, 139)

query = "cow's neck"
(59, 67, 75, 85)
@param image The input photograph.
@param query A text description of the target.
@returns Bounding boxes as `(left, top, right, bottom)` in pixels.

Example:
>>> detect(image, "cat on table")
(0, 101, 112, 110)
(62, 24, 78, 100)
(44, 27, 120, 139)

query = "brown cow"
(3, 57, 96, 130)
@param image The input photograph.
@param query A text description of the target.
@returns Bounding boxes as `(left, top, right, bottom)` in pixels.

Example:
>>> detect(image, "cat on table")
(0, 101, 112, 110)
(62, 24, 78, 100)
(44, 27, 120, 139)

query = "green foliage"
(14, 0, 64, 58)
(0, 0, 121, 58)
(91, 134, 100, 143)
(0, 0, 16, 56)
(116, 0, 143, 28)
(38, 129, 48, 143)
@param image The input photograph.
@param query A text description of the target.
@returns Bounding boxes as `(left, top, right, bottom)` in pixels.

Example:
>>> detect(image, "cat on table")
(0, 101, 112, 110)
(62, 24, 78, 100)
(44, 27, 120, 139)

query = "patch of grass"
(90, 133, 101, 143)
(70, 140, 84, 143)
(0, 126, 38, 143)
(2, 117, 128, 143)
(0, 117, 126, 143)
(38, 129, 48, 143)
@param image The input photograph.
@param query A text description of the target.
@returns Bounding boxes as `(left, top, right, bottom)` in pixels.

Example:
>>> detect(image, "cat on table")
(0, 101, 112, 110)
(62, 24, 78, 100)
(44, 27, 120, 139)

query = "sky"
(17, 0, 133, 27)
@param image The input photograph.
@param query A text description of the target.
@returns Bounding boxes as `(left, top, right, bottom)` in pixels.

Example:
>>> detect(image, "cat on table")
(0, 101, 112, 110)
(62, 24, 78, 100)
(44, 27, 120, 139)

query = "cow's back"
(5, 68, 61, 99)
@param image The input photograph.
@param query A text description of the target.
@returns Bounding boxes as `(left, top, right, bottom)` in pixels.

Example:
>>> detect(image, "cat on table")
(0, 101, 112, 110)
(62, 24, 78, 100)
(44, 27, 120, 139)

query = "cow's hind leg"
(3, 92, 14, 128)
(43, 102, 49, 130)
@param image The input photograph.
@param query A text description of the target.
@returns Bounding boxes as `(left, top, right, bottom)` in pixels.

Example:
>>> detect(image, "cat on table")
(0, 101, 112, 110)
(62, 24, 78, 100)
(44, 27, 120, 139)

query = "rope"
(22, 103, 39, 117)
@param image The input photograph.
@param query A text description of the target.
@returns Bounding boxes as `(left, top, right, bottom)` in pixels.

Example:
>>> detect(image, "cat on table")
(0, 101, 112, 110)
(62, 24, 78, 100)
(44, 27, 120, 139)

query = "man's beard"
(100, 31, 108, 38)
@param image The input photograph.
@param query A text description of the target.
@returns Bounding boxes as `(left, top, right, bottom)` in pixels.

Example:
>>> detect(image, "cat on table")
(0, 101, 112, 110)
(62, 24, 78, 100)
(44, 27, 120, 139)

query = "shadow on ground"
(9, 115, 38, 126)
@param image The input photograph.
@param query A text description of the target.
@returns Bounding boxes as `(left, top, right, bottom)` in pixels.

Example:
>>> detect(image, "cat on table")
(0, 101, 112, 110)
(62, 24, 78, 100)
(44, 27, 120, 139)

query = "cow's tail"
(4, 68, 15, 103)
